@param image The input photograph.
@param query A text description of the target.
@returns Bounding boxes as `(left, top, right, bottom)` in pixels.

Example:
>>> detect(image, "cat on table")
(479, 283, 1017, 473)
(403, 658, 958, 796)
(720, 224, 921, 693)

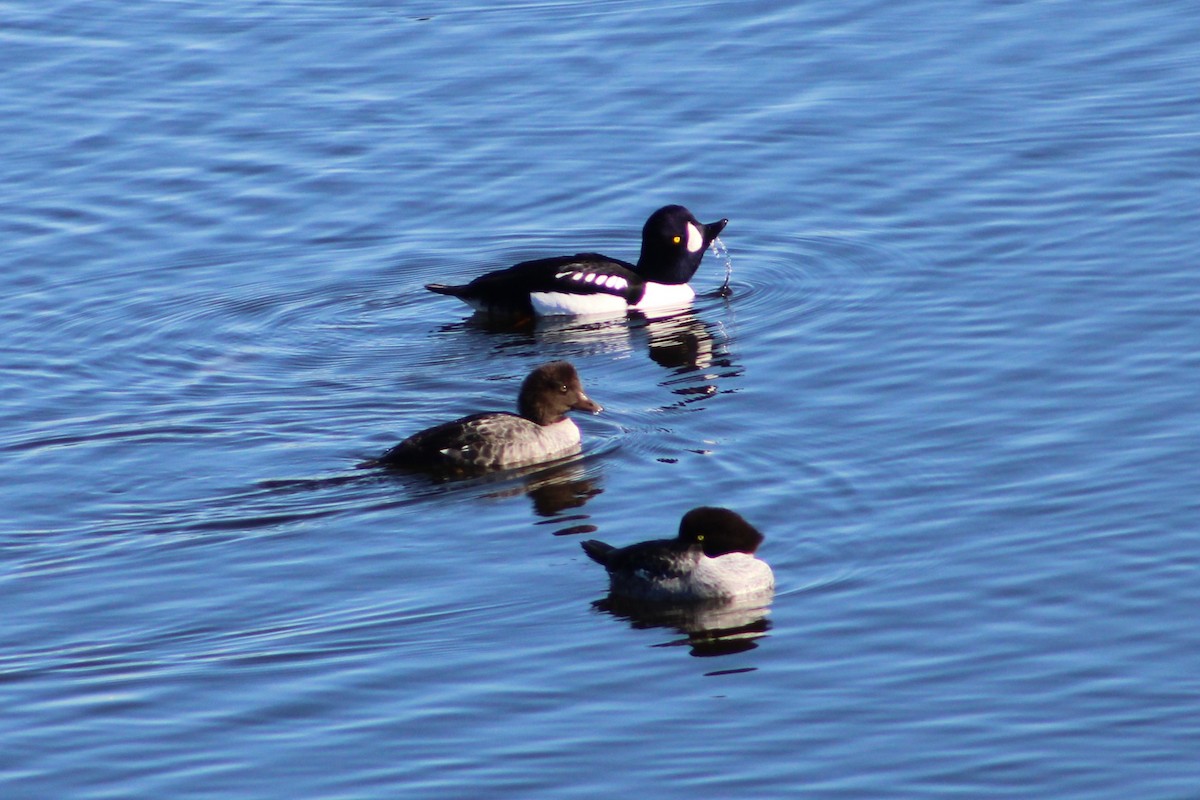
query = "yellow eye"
(697, 534, 705, 541)
(672, 235, 681, 244)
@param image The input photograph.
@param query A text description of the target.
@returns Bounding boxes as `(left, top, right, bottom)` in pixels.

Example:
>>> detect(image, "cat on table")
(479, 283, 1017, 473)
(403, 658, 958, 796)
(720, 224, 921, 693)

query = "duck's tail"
(425, 283, 469, 297)
(580, 540, 616, 566)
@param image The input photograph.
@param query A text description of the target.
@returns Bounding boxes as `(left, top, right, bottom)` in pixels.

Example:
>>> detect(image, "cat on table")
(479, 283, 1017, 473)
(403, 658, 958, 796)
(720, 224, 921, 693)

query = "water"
(3, 0, 1199, 797)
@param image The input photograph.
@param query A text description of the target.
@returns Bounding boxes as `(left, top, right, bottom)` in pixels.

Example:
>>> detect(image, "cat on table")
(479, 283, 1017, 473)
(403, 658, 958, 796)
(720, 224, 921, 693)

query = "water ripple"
(716, 230, 913, 329)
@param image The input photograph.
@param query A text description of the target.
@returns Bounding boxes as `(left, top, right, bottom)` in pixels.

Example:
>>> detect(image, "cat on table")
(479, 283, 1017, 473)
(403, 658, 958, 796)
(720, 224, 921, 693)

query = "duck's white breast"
(614, 551, 775, 602)
(630, 282, 695, 312)
(690, 552, 775, 599)
(532, 417, 582, 456)
(492, 417, 582, 467)
(457, 416, 583, 469)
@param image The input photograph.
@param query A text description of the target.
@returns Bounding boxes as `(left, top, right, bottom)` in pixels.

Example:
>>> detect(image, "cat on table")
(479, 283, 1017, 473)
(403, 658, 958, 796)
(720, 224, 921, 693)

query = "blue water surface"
(2, 1, 1199, 797)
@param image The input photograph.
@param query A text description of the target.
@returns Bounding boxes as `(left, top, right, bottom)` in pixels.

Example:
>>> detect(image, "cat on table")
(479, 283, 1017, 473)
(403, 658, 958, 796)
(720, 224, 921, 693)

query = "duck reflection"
(634, 308, 720, 371)
(361, 445, 603, 521)
(479, 457, 603, 518)
(635, 309, 744, 408)
(531, 306, 730, 372)
(592, 590, 774, 657)
(446, 303, 742, 405)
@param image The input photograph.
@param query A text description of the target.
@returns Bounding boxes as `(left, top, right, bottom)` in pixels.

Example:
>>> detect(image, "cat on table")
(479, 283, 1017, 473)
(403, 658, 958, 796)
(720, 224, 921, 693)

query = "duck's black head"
(677, 506, 764, 557)
(635, 205, 728, 285)
(517, 360, 602, 425)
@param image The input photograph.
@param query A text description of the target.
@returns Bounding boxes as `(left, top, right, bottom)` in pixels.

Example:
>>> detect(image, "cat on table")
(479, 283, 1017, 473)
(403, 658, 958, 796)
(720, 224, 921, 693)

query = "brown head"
(517, 361, 602, 425)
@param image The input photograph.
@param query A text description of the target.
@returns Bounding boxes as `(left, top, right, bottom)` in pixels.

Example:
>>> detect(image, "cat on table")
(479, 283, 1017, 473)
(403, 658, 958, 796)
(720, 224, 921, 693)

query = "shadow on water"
(472, 459, 604, 522)
(253, 450, 608, 535)
(437, 301, 744, 408)
(590, 588, 775, 659)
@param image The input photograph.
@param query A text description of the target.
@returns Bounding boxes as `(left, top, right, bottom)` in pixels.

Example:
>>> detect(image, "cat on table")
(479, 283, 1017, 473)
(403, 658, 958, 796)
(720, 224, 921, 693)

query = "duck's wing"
(603, 539, 693, 580)
(428, 254, 644, 308)
(378, 412, 524, 470)
(519, 254, 644, 302)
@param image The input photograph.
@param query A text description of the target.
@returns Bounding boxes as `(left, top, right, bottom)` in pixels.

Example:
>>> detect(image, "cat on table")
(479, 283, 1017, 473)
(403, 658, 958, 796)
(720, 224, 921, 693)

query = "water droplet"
(710, 236, 733, 295)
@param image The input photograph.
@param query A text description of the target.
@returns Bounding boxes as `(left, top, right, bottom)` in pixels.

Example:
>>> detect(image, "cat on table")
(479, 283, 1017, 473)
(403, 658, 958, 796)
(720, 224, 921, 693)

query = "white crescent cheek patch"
(686, 221, 704, 253)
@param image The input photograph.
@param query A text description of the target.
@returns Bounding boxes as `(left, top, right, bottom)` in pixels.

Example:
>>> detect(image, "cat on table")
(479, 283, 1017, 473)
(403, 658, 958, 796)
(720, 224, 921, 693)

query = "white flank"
(530, 290, 628, 317)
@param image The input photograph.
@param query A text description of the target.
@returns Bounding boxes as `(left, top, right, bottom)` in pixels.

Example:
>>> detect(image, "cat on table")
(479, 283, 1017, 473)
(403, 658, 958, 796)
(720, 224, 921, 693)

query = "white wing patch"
(536, 268, 635, 316)
(558, 270, 626, 286)
(553, 271, 629, 291)
(686, 221, 704, 253)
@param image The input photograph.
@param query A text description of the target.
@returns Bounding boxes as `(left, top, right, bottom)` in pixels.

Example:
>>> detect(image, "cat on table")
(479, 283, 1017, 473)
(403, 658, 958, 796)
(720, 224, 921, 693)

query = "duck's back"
(379, 412, 581, 473)
(584, 538, 774, 601)
(428, 254, 643, 317)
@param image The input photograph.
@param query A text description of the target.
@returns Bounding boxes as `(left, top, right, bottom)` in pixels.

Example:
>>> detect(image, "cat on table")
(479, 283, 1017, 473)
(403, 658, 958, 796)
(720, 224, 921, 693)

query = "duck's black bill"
(704, 218, 729, 243)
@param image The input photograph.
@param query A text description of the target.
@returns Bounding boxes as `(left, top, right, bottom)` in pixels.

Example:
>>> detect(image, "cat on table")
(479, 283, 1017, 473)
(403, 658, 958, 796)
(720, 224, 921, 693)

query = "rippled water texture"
(2, 1, 1199, 797)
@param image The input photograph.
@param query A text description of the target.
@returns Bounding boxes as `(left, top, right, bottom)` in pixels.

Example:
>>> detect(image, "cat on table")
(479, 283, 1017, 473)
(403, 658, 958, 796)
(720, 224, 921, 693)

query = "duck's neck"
(518, 396, 562, 426)
(636, 249, 701, 285)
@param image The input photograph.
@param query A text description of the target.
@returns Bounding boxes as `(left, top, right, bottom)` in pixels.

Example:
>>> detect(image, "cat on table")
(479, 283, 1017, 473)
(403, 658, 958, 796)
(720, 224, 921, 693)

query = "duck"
(425, 205, 728, 319)
(370, 361, 601, 475)
(581, 507, 774, 602)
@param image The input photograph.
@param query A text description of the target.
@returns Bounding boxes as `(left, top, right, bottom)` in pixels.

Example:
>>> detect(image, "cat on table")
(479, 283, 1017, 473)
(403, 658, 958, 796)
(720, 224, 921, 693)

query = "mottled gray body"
(372, 360, 600, 477)
(381, 413, 582, 473)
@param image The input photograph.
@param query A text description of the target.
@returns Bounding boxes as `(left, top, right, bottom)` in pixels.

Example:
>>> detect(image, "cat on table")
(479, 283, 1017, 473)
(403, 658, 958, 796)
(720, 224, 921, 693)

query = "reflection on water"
(447, 304, 744, 407)
(363, 452, 606, 520)
(537, 305, 737, 378)
(526, 475, 602, 518)
(480, 458, 604, 519)
(634, 308, 723, 371)
(256, 453, 605, 534)
(447, 302, 733, 368)
(591, 588, 774, 658)
(638, 309, 744, 408)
